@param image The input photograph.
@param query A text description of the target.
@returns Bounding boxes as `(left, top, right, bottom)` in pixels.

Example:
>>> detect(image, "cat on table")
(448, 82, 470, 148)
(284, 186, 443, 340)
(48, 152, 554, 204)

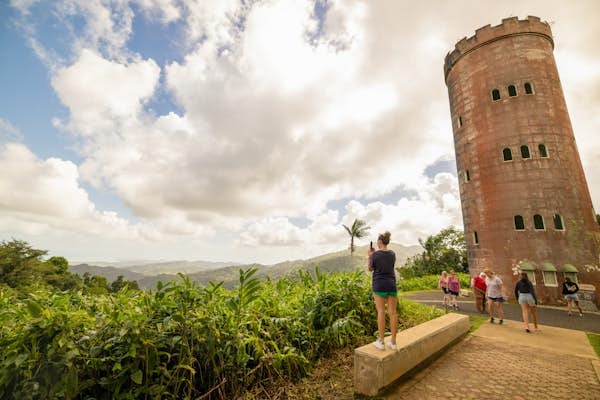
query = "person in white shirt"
(484, 269, 505, 324)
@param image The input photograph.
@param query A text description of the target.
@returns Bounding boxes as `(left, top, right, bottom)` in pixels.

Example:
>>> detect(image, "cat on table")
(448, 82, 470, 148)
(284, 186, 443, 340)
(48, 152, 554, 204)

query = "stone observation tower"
(444, 16, 600, 306)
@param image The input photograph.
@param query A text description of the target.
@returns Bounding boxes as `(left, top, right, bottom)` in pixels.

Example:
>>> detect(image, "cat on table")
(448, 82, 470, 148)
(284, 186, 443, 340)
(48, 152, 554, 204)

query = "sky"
(1, 1, 599, 265)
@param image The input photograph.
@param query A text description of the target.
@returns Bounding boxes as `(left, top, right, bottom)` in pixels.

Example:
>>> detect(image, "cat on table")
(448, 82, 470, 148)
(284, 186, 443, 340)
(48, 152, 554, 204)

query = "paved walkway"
(383, 320, 600, 399)
(402, 290, 600, 333)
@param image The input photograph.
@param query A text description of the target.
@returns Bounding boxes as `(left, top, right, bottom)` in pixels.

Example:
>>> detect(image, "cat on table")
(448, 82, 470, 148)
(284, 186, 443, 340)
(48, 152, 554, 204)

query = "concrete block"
(354, 313, 469, 397)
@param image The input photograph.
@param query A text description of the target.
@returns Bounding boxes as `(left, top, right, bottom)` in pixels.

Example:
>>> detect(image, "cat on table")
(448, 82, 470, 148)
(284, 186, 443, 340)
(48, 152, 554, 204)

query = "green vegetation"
(587, 333, 600, 358)
(468, 315, 488, 333)
(397, 273, 470, 292)
(342, 218, 370, 255)
(398, 226, 468, 278)
(0, 263, 443, 399)
(0, 239, 138, 295)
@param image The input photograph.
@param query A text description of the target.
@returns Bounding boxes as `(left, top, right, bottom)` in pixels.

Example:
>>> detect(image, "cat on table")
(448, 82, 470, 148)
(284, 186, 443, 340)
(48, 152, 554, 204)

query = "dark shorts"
(488, 296, 505, 303)
(441, 287, 449, 294)
(449, 290, 459, 296)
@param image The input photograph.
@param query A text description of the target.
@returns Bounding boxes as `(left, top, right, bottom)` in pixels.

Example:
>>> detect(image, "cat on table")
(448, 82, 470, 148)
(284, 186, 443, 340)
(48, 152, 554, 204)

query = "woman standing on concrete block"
(368, 231, 397, 350)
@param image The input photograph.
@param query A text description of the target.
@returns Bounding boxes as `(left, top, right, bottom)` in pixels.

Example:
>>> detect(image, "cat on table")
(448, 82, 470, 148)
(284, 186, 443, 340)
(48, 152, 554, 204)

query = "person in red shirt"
(471, 272, 487, 313)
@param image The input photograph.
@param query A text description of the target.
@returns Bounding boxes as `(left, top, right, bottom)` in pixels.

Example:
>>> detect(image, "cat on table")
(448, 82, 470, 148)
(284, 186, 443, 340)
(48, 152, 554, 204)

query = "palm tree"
(342, 219, 371, 255)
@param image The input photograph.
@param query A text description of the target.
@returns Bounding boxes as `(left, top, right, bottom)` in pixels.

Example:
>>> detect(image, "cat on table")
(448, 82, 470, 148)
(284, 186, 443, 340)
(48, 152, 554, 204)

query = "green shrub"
(0, 269, 443, 399)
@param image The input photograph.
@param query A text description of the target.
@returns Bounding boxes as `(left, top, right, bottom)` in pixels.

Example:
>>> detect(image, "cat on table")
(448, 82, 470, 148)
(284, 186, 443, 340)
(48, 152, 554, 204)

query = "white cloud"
(4, 1, 600, 262)
(240, 172, 461, 250)
(0, 143, 154, 238)
(0, 118, 22, 142)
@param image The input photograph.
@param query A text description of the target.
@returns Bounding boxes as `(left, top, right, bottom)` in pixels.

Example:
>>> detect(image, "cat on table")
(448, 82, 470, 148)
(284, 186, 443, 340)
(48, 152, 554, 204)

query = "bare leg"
(497, 302, 504, 320)
(531, 305, 538, 330)
(387, 296, 398, 343)
(567, 300, 573, 315)
(374, 295, 387, 342)
(575, 301, 583, 315)
(520, 303, 530, 330)
(489, 300, 495, 319)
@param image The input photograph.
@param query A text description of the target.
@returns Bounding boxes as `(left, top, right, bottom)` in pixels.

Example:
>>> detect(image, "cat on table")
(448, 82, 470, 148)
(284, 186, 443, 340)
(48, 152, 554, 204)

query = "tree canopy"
(398, 227, 468, 278)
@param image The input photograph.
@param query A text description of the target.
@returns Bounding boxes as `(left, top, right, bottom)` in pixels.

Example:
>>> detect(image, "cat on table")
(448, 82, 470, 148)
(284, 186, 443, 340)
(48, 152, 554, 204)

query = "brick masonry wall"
(444, 17, 600, 305)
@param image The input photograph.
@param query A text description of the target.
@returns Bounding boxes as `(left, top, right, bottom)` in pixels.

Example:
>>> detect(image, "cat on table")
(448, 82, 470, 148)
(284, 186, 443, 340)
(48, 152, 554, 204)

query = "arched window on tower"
(524, 82, 534, 94)
(534, 214, 545, 230)
(473, 231, 479, 245)
(520, 145, 531, 159)
(539, 144, 548, 158)
(514, 215, 525, 230)
(508, 85, 517, 97)
(503, 148, 513, 161)
(553, 214, 564, 230)
(492, 89, 501, 101)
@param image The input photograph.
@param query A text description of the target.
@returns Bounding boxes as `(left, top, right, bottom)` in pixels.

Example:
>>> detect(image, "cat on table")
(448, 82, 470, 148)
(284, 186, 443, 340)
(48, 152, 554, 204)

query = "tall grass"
(0, 269, 442, 399)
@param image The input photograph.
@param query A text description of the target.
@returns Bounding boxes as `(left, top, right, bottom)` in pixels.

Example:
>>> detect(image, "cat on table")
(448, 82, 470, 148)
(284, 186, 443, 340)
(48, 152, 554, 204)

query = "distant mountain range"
(70, 243, 422, 289)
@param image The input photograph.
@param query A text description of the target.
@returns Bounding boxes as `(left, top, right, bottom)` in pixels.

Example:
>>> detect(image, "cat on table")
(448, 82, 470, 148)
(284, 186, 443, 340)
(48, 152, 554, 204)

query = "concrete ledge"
(354, 313, 470, 397)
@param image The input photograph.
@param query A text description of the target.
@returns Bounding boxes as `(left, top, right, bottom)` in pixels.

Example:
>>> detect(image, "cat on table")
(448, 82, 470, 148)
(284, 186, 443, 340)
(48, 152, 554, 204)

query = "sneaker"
(525, 328, 530, 333)
(579, 313, 584, 317)
(387, 342, 397, 351)
(568, 313, 572, 317)
(499, 319, 504, 325)
(374, 339, 385, 350)
(490, 317, 495, 323)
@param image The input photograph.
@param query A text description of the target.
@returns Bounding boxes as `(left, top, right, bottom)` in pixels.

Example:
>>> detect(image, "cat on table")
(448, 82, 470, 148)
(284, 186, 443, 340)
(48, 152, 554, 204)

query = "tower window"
(473, 231, 479, 245)
(514, 215, 525, 230)
(503, 148, 513, 161)
(520, 145, 531, 159)
(458, 116, 463, 128)
(553, 214, 564, 230)
(543, 271, 558, 287)
(464, 170, 471, 182)
(539, 144, 548, 158)
(524, 82, 534, 94)
(534, 214, 545, 230)
(492, 89, 501, 101)
(508, 85, 517, 97)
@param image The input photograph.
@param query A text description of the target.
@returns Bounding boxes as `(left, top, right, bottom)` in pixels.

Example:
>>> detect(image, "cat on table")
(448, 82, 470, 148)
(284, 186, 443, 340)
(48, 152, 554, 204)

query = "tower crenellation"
(444, 16, 553, 82)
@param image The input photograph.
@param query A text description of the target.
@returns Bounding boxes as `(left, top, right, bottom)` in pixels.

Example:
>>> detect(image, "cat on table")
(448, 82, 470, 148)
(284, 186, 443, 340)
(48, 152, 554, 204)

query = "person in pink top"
(438, 271, 450, 307)
(447, 270, 461, 310)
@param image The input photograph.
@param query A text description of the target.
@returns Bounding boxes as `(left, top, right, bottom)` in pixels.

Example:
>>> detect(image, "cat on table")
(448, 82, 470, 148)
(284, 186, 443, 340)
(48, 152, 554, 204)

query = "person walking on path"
(514, 272, 539, 333)
(448, 270, 461, 310)
(368, 231, 398, 351)
(472, 272, 487, 313)
(562, 277, 584, 317)
(484, 269, 505, 324)
(438, 271, 450, 308)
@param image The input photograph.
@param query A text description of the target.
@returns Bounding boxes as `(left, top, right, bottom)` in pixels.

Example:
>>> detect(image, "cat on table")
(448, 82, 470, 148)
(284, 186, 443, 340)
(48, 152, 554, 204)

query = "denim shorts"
(518, 293, 536, 306)
(565, 294, 579, 302)
(487, 296, 504, 303)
